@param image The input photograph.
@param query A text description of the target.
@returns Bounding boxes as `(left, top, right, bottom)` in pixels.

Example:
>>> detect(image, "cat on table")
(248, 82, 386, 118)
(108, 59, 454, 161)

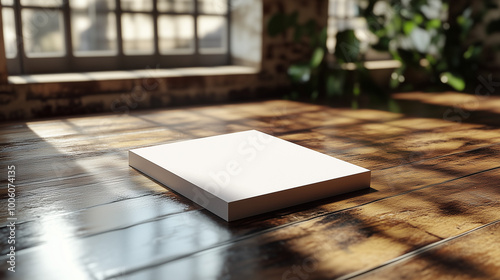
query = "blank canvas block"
(129, 130, 371, 221)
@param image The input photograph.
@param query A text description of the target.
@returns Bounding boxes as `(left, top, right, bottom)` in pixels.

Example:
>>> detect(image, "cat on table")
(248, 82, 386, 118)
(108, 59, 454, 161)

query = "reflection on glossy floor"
(1, 92, 500, 279)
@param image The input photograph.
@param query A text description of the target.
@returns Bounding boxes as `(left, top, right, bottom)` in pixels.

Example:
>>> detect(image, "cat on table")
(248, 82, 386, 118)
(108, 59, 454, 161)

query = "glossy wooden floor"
(1, 92, 500, 280)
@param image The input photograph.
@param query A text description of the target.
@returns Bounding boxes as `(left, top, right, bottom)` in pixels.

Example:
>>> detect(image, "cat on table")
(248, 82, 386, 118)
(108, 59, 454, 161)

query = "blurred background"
(0, 0, 499, 120)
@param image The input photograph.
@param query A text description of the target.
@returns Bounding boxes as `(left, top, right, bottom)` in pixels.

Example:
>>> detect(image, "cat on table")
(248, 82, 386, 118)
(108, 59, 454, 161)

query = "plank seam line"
(337, 219, 500, 280)
(379, 141, 500, 171)
(0, 191, 172, 228)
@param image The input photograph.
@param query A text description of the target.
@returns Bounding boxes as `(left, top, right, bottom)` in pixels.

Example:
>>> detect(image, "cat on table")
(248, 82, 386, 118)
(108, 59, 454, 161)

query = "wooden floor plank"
(2, 100, 498, 192)
(1, 97, 499, 279)
(351, 220, 500, 280)
(1, 161, 498, 280)
(1, 127, 499, 255)
(2, 101, 499, 222)
(0, 141, 496, 252)
(96, 168, 500, 280)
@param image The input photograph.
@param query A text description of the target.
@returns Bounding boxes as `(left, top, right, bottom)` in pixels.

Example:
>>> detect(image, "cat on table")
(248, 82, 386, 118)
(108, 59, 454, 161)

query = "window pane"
(21, 0, 63, 7)
(329, 0, 358, 17)
(120, 0, 152, 11)
(158, 15, 194, 54)
(157, 0, 194, 13)
(198, 0, 227, 14)
(70, 0, 115, 10)
(2, 0, 14, 6)
(71, 12, 117, 56)
(198, 15, 226, 53)
(71, 0, 116, 56)
(121, 13, 154, 55)
(2, 8, 17, 58)
(22, 9, 65, 57)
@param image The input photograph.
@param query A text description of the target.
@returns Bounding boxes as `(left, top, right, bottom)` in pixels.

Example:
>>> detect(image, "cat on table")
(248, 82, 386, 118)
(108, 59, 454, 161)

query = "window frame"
(2, 0, 231, 75)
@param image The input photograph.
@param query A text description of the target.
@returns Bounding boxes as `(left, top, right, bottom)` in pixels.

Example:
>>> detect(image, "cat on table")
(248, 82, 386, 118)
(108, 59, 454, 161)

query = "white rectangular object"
(129, 130, 370, 221)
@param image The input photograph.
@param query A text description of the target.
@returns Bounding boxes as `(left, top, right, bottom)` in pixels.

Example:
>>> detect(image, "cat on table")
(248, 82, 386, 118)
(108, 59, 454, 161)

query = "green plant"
(362, 0, 499, 91)
(267, 11, 328, 100)
(267, 11, 380, 106)
(267, 1, 500, 107)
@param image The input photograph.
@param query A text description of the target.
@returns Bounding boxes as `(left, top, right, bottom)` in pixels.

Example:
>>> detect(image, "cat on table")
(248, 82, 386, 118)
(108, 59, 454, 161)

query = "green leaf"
(267, 13, 287, 37)
(310, 47, 325, 68)
(393, 16, 403, 31)
(403, 21, 416, 35)
(440, 72, 465, 91)
(318, 27, 327, 47)
(390, 73, 400, 89)
(414, 14, 424, 25)
(326, 71, 345, 97)
(388, 99, 401, 113)
(426, 19, 441, 30)
(425, 54, 436, 65)
(288, 64, 312, 83)
(457, 8, 474, 35)
(373, 36, 391, 51)
(353, 83, 361, 97)
(334, 30, 360, 63)
(463, 44, 482, 60)
(390, 67, 405, 89)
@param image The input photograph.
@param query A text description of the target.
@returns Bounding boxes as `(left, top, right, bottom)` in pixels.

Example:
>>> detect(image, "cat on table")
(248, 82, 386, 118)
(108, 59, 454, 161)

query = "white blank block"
(129, 130, 371, 221)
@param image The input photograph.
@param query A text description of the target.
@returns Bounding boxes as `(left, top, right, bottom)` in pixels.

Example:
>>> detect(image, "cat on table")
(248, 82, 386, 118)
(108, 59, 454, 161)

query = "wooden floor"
(1, 92, 500, 280)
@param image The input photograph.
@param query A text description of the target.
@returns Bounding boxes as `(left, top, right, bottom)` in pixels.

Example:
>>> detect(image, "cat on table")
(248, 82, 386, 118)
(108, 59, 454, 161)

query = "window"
(1, 0, 230, 74)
